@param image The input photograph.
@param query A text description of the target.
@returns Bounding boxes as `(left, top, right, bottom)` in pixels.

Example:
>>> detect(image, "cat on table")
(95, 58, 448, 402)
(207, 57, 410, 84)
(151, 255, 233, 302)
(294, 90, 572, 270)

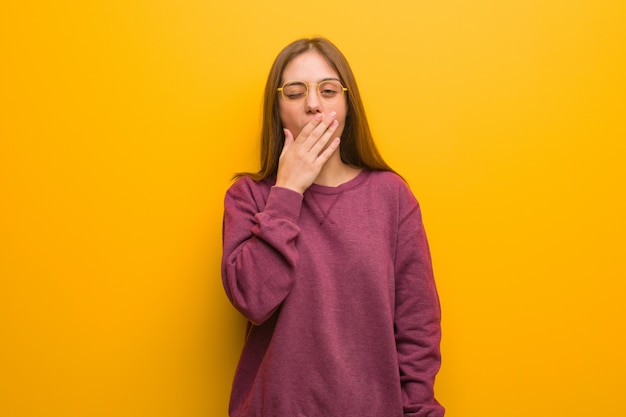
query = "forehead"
(282, 50, 339, 82)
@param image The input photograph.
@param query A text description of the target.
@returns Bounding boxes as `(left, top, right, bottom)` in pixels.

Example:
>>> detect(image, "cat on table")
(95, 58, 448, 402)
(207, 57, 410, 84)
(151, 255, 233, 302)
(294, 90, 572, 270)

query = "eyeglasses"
(277, 79, 348, 104)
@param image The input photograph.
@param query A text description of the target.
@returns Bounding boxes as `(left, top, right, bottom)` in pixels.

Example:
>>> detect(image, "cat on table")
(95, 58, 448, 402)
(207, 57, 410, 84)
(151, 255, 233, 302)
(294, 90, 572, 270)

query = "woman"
(221, 37, 444, 417)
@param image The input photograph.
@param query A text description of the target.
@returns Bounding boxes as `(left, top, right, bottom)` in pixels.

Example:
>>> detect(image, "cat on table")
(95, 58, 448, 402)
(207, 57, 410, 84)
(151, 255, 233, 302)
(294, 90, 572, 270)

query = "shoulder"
(364, 170, 421, 218)
(225, 175, 275, 208)
(227, 175, 274, 193)
(366, 170, 416, 199)
(366, 170, 406, 188)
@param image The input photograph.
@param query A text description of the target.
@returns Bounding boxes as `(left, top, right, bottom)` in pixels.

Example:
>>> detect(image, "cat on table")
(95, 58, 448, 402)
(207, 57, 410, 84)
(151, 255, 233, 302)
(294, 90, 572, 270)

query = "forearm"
(222, 184, 303, 324)
(395, 202, 444, 417)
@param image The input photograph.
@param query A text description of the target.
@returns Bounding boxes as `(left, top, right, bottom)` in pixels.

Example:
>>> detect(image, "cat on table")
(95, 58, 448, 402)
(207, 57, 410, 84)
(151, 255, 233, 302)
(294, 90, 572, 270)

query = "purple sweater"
(222, 170, 444, 417)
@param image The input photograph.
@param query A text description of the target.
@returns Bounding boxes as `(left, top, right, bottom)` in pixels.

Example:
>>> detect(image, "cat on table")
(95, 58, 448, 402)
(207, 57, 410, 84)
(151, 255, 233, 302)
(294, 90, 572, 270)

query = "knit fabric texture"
(222, 170, 444, 417)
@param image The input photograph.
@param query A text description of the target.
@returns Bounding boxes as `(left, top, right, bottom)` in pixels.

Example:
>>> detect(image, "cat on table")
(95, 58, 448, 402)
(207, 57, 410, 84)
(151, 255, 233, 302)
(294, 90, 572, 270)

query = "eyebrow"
(283, 77, 342, 85)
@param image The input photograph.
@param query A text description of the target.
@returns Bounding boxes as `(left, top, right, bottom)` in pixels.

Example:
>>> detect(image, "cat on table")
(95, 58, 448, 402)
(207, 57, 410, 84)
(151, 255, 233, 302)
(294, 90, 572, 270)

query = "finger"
(280, 128, 294, 156)
(295, 113, 323, 143)
(306, 111, 337, 148)
(310, 119, 339, 154)
(317, 137, 341, 162)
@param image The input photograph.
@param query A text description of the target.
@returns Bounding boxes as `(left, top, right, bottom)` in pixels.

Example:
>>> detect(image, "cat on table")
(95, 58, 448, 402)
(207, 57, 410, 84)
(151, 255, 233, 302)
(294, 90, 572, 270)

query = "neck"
(314, 151, 362, 187)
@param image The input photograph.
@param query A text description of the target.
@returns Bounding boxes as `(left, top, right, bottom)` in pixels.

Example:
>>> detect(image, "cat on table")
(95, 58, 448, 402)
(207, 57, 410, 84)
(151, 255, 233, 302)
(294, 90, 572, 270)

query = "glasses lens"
(282, 82, 308, 101)
(318, 81, 344, 101)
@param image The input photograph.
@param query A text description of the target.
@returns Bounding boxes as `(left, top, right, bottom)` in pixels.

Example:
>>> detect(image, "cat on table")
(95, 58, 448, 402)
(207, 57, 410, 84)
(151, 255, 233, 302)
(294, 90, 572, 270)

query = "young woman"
(221, 37, 444, 417)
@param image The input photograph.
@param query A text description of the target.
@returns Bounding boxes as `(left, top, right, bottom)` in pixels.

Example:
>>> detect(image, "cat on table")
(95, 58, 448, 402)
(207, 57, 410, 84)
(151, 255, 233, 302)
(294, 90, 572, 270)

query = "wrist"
(274, 180, 306, 195)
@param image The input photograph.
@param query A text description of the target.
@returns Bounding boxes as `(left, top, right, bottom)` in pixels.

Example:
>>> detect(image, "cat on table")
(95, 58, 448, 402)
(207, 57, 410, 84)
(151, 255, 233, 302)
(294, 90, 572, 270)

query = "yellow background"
(1, 1, 624, 416)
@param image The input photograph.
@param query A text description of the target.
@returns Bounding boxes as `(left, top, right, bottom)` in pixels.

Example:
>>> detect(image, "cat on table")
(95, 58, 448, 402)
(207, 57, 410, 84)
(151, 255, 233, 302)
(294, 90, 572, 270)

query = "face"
(278, 50, 347, 138)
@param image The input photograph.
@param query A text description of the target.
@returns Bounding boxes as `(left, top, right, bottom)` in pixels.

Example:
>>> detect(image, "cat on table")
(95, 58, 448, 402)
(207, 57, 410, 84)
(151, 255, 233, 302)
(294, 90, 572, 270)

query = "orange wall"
(1, 1, 625, 416)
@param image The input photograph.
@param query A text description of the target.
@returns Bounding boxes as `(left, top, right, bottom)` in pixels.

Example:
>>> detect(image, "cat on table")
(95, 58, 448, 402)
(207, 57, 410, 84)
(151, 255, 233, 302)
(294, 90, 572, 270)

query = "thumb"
(281, 128, 294, 154)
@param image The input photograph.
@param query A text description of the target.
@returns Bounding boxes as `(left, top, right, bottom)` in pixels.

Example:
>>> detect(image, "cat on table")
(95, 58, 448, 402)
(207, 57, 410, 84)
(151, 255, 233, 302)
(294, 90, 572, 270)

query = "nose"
(304, 87, 322, 114)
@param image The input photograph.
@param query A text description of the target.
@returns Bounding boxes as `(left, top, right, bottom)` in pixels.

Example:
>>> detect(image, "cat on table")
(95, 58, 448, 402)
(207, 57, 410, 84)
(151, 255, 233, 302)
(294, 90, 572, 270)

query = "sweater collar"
(305, 169, 370, 195)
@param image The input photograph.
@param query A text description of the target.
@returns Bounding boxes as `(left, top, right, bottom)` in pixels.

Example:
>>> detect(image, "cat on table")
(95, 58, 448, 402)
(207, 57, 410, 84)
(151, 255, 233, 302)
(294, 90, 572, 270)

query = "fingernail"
(330, 111, 336, 118)
(315, 113, 323, 120)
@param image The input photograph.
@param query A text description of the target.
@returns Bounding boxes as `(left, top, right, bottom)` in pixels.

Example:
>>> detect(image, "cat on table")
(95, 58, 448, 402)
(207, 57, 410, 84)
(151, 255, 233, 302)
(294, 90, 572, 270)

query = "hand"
(275, 112, 341, 194)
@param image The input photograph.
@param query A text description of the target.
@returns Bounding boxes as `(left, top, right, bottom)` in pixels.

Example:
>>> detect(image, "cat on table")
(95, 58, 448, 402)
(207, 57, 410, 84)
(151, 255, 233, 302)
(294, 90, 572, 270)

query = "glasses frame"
(277, 79, 348, 104)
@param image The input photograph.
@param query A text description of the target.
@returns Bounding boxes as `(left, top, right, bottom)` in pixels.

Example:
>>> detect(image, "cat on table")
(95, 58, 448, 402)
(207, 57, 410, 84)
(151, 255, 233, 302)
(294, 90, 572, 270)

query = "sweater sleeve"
(221, 178, 303, 325)
(394, 189, 445, 417)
